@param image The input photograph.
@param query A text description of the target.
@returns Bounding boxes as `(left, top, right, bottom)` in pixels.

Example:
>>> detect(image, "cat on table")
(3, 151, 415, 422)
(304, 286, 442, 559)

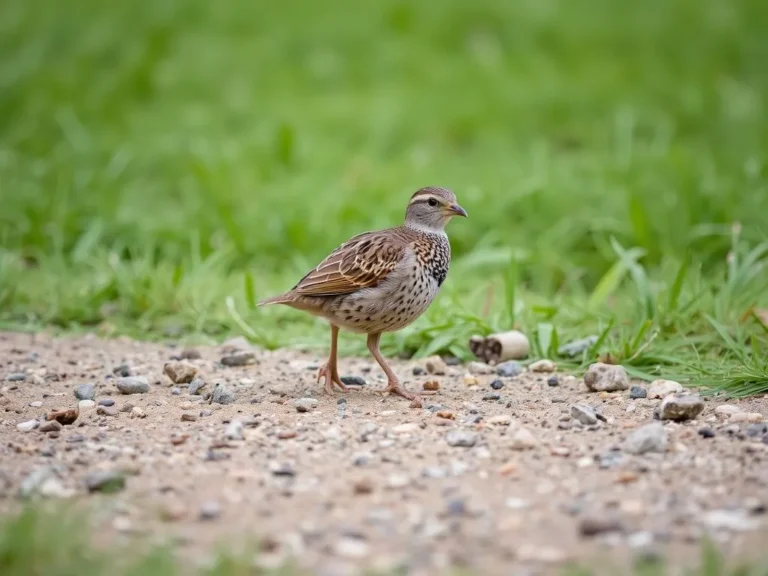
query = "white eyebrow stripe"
(408, 194, 441, 206)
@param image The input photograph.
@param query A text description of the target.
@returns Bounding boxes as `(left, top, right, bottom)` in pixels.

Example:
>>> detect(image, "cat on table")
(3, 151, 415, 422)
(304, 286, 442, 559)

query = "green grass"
(1, 0, 767, 394)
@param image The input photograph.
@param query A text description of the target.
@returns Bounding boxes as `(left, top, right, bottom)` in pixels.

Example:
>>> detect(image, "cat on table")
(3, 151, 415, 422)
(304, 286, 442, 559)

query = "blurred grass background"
(1, 0, 767, 392)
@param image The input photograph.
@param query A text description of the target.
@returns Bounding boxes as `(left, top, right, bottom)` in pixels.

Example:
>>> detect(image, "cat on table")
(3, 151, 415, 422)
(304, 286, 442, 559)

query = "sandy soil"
(1, 330, 768, 575)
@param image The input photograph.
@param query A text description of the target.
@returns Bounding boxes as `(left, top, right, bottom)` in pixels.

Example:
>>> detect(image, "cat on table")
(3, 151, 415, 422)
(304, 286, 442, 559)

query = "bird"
(258, 186, 467, 403)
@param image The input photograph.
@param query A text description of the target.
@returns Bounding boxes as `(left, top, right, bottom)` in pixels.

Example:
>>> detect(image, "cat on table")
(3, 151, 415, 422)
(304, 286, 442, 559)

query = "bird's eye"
(427, 198, 438, 207)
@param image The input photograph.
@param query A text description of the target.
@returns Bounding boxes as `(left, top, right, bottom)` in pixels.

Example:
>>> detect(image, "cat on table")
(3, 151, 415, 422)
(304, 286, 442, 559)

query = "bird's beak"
(447, 203, 468, 218)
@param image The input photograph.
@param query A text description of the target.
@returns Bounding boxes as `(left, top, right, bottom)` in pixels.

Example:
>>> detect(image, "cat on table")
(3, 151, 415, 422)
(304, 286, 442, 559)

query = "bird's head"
(404, 186, 467, 232)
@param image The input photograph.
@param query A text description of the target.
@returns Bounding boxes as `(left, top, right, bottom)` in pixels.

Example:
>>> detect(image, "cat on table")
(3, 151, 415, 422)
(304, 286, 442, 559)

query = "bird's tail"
(257, 292, 294, 306)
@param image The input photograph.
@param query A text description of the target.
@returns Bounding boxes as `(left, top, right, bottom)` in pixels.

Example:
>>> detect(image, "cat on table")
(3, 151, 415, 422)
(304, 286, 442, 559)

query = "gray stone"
(445, 430, 477, 448)
(220, 352, 256, 367)
(623, 423, 667, 455)
(659, 394, 704, 421)
(85, 470, 126, 493)
(496, 361, 523, 378)
(188, 378, 206, 395)
(39, 420, 62, 433)
(629, 385, 647, 399)
(98, 398, 115, 407)
(116, 376, 149, 395)
(557, 336, 598, 358)
(341, 376, 366, 387)
(745, 423, 768, 438)
(583, 363, 629, 392)
(294, 398, 319, 413)
(7, 373, 26, 382)
(571, 404, 598, 426)
(74, 384, 95, 401)
(212, 383, 236, 405)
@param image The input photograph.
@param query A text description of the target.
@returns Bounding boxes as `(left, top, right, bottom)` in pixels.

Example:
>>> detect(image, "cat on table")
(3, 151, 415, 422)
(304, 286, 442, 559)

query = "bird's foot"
(381, 381, 422, 407)
(317, 363, 349, 394)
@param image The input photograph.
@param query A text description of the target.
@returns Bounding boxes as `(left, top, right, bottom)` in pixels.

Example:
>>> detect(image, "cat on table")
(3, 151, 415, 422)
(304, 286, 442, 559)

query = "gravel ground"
(2, 331, 768, 575)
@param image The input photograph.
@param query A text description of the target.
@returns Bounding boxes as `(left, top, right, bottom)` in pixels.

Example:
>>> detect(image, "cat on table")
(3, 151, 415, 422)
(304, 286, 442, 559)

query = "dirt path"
(2, 331, 767, 575)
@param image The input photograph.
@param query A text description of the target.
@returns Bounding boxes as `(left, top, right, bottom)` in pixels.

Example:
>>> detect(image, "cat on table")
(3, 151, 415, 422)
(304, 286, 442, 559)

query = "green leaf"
(243, 272, 256, 310)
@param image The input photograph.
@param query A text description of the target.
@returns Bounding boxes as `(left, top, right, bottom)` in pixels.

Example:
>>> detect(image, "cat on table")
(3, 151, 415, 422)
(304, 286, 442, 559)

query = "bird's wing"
(292, 230, 408, 297)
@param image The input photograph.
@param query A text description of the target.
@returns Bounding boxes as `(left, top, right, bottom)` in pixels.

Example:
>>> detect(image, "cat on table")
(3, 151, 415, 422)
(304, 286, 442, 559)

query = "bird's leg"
(367, 333, 421, 405)
(317, 324, 348, 394)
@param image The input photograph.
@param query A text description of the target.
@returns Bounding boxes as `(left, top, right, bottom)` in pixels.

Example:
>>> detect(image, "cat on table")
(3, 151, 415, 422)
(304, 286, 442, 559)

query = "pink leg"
(317, 324, 348, 394)
(367, 333, 421, 405)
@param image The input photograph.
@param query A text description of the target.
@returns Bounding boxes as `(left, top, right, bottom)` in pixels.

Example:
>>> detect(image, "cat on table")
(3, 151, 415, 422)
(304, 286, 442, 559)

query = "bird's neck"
(404, 220, 447, 236)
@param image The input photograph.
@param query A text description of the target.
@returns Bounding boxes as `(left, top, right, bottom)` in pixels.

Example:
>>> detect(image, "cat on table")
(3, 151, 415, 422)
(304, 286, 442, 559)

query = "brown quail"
(259, 186, 467, 403)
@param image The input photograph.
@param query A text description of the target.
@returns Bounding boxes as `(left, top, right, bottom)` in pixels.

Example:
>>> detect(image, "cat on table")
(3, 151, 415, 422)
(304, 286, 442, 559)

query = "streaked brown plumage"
(259, 186, 467, 403)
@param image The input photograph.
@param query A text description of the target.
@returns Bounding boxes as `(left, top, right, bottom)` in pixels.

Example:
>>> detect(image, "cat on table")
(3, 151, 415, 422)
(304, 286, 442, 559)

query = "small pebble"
(199, 501, 222, 521)
(188, 378, 207, 395)
(7, 373, 26, 382)
(74, 384, 95, 401)
(423, 380, 439, 391)
(529, 359, 556, 373)
(225, 420, 244, 440)
(496, 361, 523, 378)
(629, 386, 647, 399)
(745, 423, 768, 438)
(571, 404, 598, 426)
(116, 376, 149, 395)
(483, 393, 500, 401)
(29, 401, 43, 408)
(269, 462, 296, 477)
(698, 426, 716, 439)
(659, 394, 704, 421)
(579, 514, 624, 537)
(468, 361, 492, 375)
(112, 364, 132, 377)
(78, 400, 95, 409)
(425, 356, 447, 375)
(181, 412, 198, 422)
(39, 420, 62, 433)
(220, 352, 256, 367)
(490, 379, 504, 390)
(510, 427, 538, 450)
(623, 423, 667, 455)
(293, 398, 319, 413)
(211, 383, 236, 405)
(98, 398, 115, 407)
(648, 379, 683, 399)
(341, 376, 366, 387)
(97, 406, 118, 417)
(547, 375, 559, 387)
(584, 363, 629, 392)
(171, 387, 181, 395)
(412, 366, 426, 376)
(17, 420, 39, 432)
(445, 430, 477, 448)
(163, 361, 198, 384)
